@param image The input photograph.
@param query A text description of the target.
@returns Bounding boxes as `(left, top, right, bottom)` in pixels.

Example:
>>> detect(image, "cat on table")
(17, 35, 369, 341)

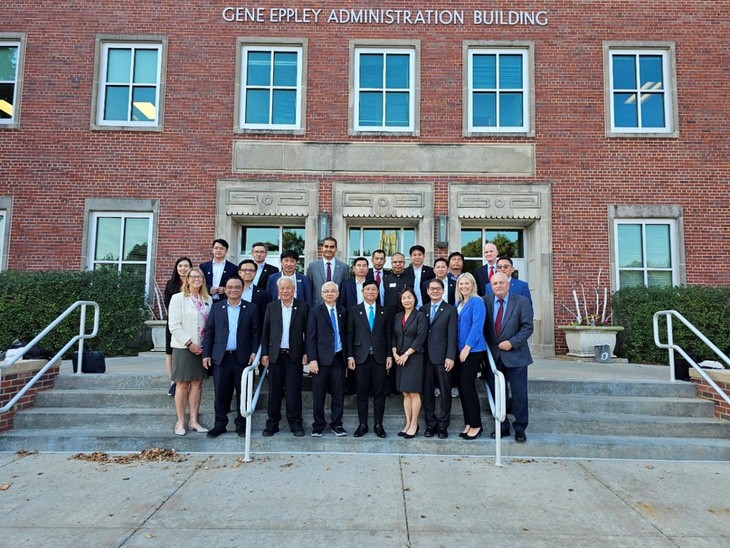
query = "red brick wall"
(0, 364, 58, 432)
(691, 377, 730, 421)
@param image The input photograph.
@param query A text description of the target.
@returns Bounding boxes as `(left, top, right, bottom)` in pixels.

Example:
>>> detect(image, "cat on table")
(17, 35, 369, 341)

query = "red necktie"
(326, 262, 332, 282)
(488, 265, 495, 281)
(375, 270, 381, 284)
(495, 299, 504, 336)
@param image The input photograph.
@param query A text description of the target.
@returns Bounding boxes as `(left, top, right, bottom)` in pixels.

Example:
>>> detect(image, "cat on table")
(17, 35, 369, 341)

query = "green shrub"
(612, 285, 730, 364)
(0, 269, 148, 357)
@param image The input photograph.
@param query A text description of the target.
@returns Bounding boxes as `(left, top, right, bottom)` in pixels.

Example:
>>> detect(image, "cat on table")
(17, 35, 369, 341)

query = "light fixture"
(318, 212, 331, 243)
(436, 215, 449, 247)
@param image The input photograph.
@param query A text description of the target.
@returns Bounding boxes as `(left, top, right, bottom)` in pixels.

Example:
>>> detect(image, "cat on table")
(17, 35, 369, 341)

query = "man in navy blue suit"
(483, 271, 534, 442)
(484, 256, 532, 306)
(265, 250, 313, 307)
(199, 238, 239, 302)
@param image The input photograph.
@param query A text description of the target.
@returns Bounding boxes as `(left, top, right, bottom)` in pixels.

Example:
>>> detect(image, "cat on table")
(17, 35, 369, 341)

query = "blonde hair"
(455, 272, 479, 305)
(182, 267, 210, 300)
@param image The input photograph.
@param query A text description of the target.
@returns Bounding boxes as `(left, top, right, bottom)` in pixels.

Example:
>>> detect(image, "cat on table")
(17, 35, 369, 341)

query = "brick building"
(2, 2, 728, 356)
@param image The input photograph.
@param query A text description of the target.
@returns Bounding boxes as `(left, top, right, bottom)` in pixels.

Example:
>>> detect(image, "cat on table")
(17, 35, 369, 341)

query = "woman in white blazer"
(168, 267, 212, 435)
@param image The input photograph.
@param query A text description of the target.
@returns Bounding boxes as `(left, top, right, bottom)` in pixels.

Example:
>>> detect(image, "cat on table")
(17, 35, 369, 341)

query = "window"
(354, 47, 415, 132)
(467, 48, 529, 133)
(614, 220, 678, 288)
(95, 40, 164, 128)
(88, 212, 153, 283)
(347, 227, 415, 266)
(240, 45, 303, 130)
(0, 36, 25, 128)
(240, 225, 305, 272)
(606, 45, 676, 135)
(460, 228, 526, 277)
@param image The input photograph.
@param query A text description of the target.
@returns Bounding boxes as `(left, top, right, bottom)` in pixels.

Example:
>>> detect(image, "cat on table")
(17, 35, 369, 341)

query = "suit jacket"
(424, 301, 458, 365)
(483, 292, 534, 368)
(346, 301, 391, 364)
(339, 278, 369, 309)
(254, 262, 279, 290)
(367, 267, 390, 305)
(261, 298, 308, 365)
(457, 296, 487, 352)
(404, 264, 434, 307)
(485, 277, 532, 305)
(202, 299, 260, 366)
(199, 259, 239, 299)
(383, 272, 414, 314)
(421, 276, 456, 306)
(168, 292, 212, 348)
(243, 283, 270, 331)
(391, 310, 428, 356)
(265, 272, 313, 307)
(306, 303, 347, 366)
(474, 263, 498, 297)
(306, 258, 350, 305)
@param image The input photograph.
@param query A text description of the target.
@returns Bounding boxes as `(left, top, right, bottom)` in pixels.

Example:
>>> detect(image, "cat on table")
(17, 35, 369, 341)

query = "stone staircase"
(1, 371, 728, 460)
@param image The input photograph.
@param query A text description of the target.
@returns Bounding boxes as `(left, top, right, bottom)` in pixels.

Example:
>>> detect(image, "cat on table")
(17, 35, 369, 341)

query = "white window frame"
(459, 226, 528, 280)
(238, 223, 306, 272)
(92, 37, 166, 130)
(613, 219, 679, 288)
(346, 226, 416, 268)
(353, 45, 417, 133)
(0, 34, 26, 129)
(605, 43, 677, 137)
(238, 44, 304, 131)
(466, 47, 530, 134)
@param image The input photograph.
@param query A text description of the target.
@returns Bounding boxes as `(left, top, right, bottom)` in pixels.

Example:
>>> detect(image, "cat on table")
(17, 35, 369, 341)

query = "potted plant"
(144, 280, 167, 352)
(558, 268, 624, 358)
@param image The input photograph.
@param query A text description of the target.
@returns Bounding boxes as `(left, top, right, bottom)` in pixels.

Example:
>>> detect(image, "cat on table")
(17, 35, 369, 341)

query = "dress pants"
(312, 352, 345, 431)
(355, 354, 386, 426)
(459, 351, 484, 429)
(266, 350, 303, 430)
(486, 358, 528, 434)
(213, 352, 245, 430)
(422, 361, 452, 429)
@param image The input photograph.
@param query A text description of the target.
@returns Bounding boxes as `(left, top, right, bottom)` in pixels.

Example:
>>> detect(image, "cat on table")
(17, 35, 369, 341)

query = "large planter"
(558, 325, 624, 358)
(144, 319, 167, 352)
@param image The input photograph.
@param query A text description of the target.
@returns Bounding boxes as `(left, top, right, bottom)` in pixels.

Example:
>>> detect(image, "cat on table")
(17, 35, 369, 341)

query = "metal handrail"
(239, 346, 266, 463)
(480, 347, 507, 467)
(0, 301, 100, 413)
(653, 310, 730, 407)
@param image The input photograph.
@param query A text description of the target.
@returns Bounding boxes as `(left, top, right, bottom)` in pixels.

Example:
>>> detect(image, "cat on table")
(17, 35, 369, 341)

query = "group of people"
(163, 237, 534, 443)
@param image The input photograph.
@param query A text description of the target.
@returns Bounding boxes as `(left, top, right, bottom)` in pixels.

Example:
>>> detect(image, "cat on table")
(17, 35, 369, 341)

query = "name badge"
(389, 283, 396, 288)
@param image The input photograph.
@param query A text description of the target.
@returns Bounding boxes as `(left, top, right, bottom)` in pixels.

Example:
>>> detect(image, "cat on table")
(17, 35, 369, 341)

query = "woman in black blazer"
(391, 287, 428, 438)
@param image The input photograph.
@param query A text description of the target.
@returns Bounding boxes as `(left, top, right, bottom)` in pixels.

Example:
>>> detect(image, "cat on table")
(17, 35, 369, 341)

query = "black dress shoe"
(423, 425, 437, 438)
(397, 430, 406, 437)
(262, 428, 275, 437)
(490, 428, 511, 439)
(437, 427, 448, 439)
(403, 425, 419, 439)
(515, 431, 527, 443)
(374, 424, 386, 438)
(292, 427, 305, 437)
(463, 427, 483, 440)
(206, 426, 226, 438)
(353, 424, 368, 437)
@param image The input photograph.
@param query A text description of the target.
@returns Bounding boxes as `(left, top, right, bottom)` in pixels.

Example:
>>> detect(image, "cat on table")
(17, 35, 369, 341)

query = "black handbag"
(72, 350, 106, 373)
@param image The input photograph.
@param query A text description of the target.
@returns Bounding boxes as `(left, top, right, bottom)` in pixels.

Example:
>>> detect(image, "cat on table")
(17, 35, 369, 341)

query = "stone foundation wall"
(0, 360, 59, 432)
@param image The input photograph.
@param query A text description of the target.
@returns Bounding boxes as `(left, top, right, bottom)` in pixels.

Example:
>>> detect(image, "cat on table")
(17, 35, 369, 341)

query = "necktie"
(375, 270, 381, 284)
(330, 307, 340, 352)
(326, 262, 332, 282)
(430, 304, 438, 322)
(495, 299, 504, 336)
(488, 265, 495, 281)
(368, 305, 374, 330)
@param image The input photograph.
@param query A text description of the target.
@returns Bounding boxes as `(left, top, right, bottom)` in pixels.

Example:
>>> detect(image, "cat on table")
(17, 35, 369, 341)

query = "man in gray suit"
(483, 271, 534, 442)
(306, 236, 350, 305)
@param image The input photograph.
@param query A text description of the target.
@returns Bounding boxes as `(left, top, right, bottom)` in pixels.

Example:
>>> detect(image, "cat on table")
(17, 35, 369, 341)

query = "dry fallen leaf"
(71, 448, 186, 464)
(0, 483, 11, 491)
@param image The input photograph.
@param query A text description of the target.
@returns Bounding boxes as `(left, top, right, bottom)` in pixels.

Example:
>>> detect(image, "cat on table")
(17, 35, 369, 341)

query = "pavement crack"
(398, 456, 412, 547)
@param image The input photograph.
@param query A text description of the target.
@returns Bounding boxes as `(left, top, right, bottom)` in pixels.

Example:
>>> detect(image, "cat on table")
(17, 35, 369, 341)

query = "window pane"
(617, 224, 643, 268)
(282, 227, 305, 257)
(500, 92, 523, 126)
(486, 230, 524, 257)
(645, 224, 671, 268)
(402, 229, 415, 253)
(131, 87, 156, 121)
(613, 93, 638, 127)
(499, 55, 523, 89)
(472, 54, 496, 89)
(348, 228, 362, 256)
(241, 227, 280, 254)
(362, 229, 381, 257)
(640, 93, 665, 128)
(385, 54, 409, 89)
(106, 49, 131, 83)
(473, 93, 496, 127)
(385, 91, 409, 126)
(619, 270, 644, 287)
(272, 89, 296, 124)
(359, 54, 383, 88)
(245, 89, 270, 124)
(639, 56, 663, 90)
(104, 86, 130, 121)
(273, 52, 297, 87)
(612, 55, 636, 89)
(247, 51, 271, 86)
(95, 218, 121, 261)
(461, 230, 482, 258)
(647, 271, 672, 287)
(359, 92, 382, 126)
(123, 218, 150, 261)
(121, 263, 147, 282)
(464, 259, 481, 273)
(0, 46, 18, 80)
(0, 83, 14, 119)
(133, 49, 158, 84)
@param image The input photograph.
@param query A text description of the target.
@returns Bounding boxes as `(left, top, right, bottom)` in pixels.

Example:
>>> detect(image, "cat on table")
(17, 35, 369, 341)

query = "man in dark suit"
(307, 281, 347, 436)
(346, 280, 392, 438)
(474, 242, 499, 296)
(483, 271, 534, 443)
(421, 278, 458, 439)
(367, 249, 389, 305)
(238, 259, 270, 331)
(483, 256, 533, 306)
(202, 276, 260, 438)
(306, 236, 350, 305)
(200, 238, 239, 301)
(251, 242, 279, 290)
(265, 250, 313, 307)
(339, 257, 369, 309)
(421, 257, 456, 305)
(260, 277, 308, 437)
(403, 244, 434, 309)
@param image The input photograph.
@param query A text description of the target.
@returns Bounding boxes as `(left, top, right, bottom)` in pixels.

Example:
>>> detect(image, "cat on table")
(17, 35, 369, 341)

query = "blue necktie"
(431, 304, 438, 322)
(368, 305, 375, 331)
(330, 307, 340, 352)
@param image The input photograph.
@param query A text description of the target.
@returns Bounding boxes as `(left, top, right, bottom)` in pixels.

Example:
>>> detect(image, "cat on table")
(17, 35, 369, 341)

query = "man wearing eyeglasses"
(483, 256, 532, 306)
(238, 259, 270, 331)
(251, 242, 279, 290)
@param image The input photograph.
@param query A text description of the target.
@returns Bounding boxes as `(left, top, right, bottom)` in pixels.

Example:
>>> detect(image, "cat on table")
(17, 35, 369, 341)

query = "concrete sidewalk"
(0, 451, 727, 547)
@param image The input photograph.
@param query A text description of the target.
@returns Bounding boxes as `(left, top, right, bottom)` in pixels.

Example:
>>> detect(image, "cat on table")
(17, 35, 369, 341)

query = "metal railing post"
(666, 313, 675, 382)
(239, 347, 264, 463)
(77, 303, 87, 375)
